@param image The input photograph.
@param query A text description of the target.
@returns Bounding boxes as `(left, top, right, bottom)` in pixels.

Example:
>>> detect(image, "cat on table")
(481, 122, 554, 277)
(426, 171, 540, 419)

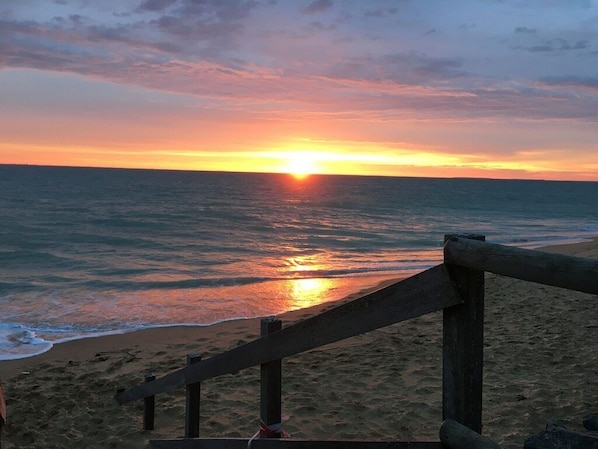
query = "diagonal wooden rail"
(116, 263, 462, 404)
(444, 236, 598, 295)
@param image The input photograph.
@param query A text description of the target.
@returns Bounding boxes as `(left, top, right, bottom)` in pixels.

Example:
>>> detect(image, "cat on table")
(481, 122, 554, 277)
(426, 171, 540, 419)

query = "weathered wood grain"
(144, 373, 156, 431)
(439, 419, 503, 449)
(185, 353, 201, 438)
(260, 317, 282, 438)
(443, 234, 485, 434)
(444, 236, 598, 294)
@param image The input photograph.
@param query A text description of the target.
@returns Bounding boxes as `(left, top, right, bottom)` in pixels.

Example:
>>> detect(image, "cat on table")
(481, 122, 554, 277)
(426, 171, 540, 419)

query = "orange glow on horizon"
(2, 139, 597, 182)
(1, 66, 597, 182)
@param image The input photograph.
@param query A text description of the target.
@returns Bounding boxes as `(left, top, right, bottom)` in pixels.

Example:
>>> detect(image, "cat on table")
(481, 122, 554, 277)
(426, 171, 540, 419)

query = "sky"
(1, 0, 597, 180)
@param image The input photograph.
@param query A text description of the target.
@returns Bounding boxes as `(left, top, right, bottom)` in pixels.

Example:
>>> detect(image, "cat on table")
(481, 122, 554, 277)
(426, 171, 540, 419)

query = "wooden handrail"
(444, 236, 598, 294)
(116, 263, 462, 404)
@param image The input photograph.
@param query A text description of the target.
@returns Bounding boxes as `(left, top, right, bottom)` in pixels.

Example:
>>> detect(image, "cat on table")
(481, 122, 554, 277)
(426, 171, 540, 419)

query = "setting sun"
(282, 151, 320, 179)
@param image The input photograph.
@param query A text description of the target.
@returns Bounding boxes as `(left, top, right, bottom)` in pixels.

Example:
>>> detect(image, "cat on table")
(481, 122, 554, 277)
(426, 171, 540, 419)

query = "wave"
(0, 249, 74, 266)
(0, 323, 53, 361)
(73, 264, 434, 292)
(498, 232, 598, 249)
(80, 276, 273, 291)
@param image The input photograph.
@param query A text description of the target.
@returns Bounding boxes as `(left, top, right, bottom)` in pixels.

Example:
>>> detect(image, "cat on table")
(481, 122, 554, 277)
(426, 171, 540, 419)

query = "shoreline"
(0, 236, 592, 364)
(3, 236, 593, 366)
(0, 238, 596, 448)
(0, 271, 412, 363)
(0, 276, 402, 381)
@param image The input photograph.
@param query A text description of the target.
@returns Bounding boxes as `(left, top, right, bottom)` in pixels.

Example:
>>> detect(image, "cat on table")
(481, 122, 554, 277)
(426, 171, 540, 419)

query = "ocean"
(1, 165, 597, 360)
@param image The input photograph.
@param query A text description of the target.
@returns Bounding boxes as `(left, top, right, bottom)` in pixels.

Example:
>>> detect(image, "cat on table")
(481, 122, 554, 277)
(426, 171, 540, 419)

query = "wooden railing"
(443, 235, 598, 294)
(115, 234, 598, 448)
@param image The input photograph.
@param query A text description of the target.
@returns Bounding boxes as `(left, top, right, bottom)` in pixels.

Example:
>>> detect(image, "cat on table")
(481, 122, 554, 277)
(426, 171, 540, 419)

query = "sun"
(282, 152, 319, 179)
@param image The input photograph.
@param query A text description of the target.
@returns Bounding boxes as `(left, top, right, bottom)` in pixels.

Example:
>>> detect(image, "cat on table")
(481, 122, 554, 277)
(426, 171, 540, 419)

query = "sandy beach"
(1, 239, 597, 449)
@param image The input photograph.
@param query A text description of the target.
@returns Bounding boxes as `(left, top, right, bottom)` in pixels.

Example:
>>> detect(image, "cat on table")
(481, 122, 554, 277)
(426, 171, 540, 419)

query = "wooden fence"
(115, 234, 598, 448)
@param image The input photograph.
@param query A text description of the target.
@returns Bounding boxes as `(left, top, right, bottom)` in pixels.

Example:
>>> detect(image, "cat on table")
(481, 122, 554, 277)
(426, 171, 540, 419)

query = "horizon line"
(1, 162, 592, 183)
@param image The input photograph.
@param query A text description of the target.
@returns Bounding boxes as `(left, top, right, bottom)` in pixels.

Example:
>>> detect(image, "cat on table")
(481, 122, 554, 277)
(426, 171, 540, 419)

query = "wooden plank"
(1, 383, 5, 448)
(439, 419, 503, 449)
(0, 384, 5, 425)
(117, 264, 462, 404)
(185, 354, 202, 438)
(260, 318, 282, 438)
(444, 236, 598, 294)
(150, 438, 444, 449)
(144, 373, 156, 431)
(443, 234, 485, 434)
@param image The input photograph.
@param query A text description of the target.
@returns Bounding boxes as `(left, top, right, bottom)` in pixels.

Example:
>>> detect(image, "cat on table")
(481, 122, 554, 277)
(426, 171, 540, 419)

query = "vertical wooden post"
(443, 234, 485, 433)
(185, 353, 202, 438)
(260, 317, 282, 438)
(143, 373, 156, 431)
(0, 384, 5, 449)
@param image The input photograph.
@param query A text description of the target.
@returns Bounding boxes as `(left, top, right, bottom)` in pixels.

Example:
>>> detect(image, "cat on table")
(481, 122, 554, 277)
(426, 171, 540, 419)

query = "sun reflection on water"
(285, 276, 336, 310)
(279, 254, 340, 310)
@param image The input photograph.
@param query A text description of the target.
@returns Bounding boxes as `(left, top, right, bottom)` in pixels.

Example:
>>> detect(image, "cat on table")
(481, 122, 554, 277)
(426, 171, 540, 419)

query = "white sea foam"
(0, 323, 53, 361)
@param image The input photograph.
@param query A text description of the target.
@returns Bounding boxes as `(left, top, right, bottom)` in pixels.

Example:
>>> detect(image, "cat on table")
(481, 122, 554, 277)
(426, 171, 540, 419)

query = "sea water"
(1, 165, 597, 360)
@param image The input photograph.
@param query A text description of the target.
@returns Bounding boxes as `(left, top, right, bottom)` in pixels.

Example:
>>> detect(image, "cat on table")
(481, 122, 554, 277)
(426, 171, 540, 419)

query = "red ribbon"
(259, 420, 289, 438)
(248, 419, 290, 448)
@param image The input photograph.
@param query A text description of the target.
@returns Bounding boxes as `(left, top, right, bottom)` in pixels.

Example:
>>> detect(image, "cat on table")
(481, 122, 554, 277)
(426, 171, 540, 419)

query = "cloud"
(380, 53, 466, 83)
(515, 26, 537, 34)
(301, 0, 333, 15)
(326, 52, 467, 87)
(136, 0, 178, 12)
(363, 8, 398, 18)
(1, 0, 598, 127)
(175, 0, 258, 21)
(0, 0, 261, 70)
(518, 38, 590, 53)
(308, 21, 336, 32)
(541, 75, 598, 91)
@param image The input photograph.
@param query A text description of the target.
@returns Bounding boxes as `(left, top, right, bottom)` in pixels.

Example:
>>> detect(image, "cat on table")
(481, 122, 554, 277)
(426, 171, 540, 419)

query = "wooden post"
(0, 384, 5, 449)
(144, 373, 156, 431)
(260, 317, 282, 438)
(185, 353, 202, 438)
(443, 234, 485, 433)
(440, 419, 503, 449)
